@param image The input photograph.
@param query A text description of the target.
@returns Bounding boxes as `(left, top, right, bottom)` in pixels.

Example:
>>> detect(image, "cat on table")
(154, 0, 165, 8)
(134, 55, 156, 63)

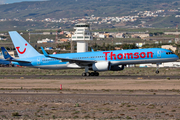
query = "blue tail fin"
(8, 31, 41, 58)
(1, 47, 14, 60)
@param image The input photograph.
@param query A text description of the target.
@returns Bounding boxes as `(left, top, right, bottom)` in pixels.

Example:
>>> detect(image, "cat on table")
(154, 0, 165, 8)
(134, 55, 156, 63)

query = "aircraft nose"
(175, 54, 179, 60)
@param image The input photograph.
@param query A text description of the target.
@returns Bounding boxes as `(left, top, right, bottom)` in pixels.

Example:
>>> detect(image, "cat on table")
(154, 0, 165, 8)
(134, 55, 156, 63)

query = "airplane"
(0, 52, 11, 66)
(1, 31, 179, 76)
(0, 58, 10, 66)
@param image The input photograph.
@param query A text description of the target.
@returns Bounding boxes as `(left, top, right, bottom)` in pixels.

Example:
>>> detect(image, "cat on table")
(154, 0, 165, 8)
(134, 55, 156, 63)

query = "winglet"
(91, 48, 94, 52)
(1, 47, 14, 60)
(41, 47, 49, 57)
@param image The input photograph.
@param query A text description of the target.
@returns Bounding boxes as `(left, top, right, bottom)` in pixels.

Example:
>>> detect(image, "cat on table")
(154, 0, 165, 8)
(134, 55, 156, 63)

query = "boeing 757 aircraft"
(1, 31, 179, 76)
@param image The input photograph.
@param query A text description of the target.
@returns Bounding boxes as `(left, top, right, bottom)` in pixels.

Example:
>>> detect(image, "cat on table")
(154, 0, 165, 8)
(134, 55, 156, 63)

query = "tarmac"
(0, 75, 180, 79)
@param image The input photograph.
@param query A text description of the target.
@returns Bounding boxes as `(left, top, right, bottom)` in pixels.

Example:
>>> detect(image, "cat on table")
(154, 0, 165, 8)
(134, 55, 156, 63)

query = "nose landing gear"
(155, 70, 159, 74)
(155, 63, 160, 74)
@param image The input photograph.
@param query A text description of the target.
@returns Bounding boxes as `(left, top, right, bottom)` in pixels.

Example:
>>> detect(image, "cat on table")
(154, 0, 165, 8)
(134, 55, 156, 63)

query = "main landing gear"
(155, 63, 160, 74)
(82, 66, 99, 76)
(82, 72, 99, 76)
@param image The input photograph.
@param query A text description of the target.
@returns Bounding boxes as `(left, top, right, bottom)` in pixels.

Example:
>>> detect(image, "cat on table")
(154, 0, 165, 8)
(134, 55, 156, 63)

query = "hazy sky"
(0, 0, 47, 4)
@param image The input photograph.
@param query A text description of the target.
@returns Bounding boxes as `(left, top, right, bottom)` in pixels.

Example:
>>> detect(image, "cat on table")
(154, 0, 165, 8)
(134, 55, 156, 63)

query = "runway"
(0, 75, 180, 79)
(1, 92, 180, 97)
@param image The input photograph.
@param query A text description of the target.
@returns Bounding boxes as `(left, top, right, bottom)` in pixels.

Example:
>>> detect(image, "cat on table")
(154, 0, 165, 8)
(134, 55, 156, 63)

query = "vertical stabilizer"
(1, 47, 14, 60)
(9, 31, 41, 58)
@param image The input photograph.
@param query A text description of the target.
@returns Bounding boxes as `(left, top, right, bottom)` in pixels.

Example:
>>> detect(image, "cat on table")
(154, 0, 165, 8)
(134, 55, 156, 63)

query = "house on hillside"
(99, 34, 106, 38)
(131, 34, 140, 38)
(60, 31, 64, 35)
(43, 32, 52, 35)
(60, 38, 69, 42)
(66, 33, 72, 38)
(131, 34, 149, 39)
(116, 33, 124, 38)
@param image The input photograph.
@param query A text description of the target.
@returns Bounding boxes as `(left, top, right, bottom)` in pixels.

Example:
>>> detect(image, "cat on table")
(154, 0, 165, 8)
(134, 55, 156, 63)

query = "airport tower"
(71, 23, 93, 52)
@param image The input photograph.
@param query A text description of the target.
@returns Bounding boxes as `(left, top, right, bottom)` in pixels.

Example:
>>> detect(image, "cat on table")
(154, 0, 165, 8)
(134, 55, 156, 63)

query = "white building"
(99, 34, 106, 38)
(164, 32, 180, 35)
(116, 33, 124, 38)
(43, 32, 51, 35)
(133, 34, 149, 39)
(37, 38, 54, 43)
(71, 23, 93, 52)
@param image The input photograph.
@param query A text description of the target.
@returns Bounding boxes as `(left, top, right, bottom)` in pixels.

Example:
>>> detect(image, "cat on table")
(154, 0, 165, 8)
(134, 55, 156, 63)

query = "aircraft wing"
(1, 47, 31, 63)
(41, 47, 96, 65)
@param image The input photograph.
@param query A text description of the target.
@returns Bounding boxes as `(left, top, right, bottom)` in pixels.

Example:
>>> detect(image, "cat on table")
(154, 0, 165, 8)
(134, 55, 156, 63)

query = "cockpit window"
(166, 52, 174, 55)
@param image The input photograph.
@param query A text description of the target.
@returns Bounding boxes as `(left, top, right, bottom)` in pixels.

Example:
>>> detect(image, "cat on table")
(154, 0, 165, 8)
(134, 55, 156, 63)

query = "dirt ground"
(0, 78, 180, 90)
(1, 78, 180, 119)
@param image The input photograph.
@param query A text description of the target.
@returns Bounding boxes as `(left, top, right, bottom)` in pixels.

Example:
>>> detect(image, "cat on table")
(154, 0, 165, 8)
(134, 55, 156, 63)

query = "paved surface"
(1, 92, 180, 97)
(0, 75, 180, 79)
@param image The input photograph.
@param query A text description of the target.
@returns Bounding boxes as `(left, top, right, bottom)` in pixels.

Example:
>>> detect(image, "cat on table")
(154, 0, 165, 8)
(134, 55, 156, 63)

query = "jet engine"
(110, 65, 124, 71)
(91, 61, 111, 71)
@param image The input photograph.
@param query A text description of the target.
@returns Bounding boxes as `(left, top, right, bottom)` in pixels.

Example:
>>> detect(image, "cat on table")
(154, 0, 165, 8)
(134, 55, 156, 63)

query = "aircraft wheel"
(86, 72, 90, 76)
(94, 72, 99, 76)
(90, 72, 95, 76)
(82, 73, 86, 76)
(155, 70, 159, 74)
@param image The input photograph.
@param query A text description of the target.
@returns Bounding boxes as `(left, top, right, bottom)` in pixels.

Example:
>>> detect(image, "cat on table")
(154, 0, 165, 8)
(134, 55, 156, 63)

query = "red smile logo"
(16, 43, 27, 54)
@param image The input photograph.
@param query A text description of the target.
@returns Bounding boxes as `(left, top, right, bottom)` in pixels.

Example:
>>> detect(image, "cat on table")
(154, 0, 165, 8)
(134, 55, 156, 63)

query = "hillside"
(0, 0, 179, 31)
(0, 0, 179, 19)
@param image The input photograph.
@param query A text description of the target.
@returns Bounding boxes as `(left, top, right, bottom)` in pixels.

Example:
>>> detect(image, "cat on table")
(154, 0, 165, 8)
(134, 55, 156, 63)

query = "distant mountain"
(0, 0, 179, 19)
(0, 0, 47, 4)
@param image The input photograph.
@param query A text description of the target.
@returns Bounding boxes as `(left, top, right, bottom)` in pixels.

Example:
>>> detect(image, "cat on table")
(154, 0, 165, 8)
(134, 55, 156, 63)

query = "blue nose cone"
(175, 54, 179, 60)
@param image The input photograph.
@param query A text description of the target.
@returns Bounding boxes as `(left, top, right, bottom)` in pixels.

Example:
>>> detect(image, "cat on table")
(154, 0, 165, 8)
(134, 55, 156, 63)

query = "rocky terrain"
(0, 78, 180, 119)
(0, 92, 180, 119)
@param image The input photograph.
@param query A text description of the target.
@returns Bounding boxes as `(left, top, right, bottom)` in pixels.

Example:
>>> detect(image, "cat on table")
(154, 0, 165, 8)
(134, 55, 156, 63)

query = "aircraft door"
(157, 50, 161, 58)
(37, 57, 41, 65)
(123, 52, 126, 60)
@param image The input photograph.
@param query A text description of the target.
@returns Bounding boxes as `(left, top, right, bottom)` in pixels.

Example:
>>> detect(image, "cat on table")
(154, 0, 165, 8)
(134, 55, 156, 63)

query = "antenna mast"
(29, 32, 30, 43)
